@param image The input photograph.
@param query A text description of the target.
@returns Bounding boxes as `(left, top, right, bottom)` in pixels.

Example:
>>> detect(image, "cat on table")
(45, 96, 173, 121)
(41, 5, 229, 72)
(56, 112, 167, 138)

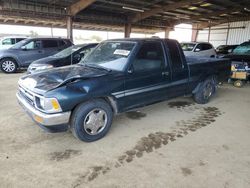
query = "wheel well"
(192, 74, 217, 94)
(0, 57, 19, 68)
(70, 97, 118, 117)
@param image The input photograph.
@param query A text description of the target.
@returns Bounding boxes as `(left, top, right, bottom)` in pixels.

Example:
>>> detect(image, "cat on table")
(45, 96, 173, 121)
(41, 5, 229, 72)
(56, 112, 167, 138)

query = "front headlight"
(31, 64, 54, 71)
(36, 97, 62, 113)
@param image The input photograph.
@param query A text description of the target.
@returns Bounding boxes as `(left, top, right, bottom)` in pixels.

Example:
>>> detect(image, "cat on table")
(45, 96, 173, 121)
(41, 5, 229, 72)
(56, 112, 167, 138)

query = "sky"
(0, 23, 192, 43)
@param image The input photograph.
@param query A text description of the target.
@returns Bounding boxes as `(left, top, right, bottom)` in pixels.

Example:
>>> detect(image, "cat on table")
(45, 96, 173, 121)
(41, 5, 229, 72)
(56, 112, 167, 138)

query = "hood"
(31, 56, 62, 65)
(19, 64, 109, 94)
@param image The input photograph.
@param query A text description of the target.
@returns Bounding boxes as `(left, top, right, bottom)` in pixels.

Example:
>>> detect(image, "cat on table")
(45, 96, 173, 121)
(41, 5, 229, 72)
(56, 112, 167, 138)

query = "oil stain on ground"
(126, 111, 147, 120)
(181, 167, 192, 176)
(50, 149, 81, 162)
(168, 101, 194, 109)
(73, 106, 222, 186)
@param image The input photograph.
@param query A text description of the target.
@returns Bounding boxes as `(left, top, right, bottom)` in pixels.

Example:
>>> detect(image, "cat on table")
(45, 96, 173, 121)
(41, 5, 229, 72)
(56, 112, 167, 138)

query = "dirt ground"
(0, 72, 250, 188)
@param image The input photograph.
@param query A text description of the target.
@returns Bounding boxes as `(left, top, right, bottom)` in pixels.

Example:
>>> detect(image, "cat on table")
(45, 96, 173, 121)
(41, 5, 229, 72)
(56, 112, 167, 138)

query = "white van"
(0, 36, 27, 50)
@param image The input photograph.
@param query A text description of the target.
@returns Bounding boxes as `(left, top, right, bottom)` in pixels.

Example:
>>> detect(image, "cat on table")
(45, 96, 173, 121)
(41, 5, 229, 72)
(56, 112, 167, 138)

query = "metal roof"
(0, 0, 250, 33)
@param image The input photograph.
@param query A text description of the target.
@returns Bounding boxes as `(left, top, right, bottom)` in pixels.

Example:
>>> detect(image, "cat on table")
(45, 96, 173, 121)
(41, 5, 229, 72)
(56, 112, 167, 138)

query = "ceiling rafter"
(129, 0, 204, 23)
(67, 0, 96, 16)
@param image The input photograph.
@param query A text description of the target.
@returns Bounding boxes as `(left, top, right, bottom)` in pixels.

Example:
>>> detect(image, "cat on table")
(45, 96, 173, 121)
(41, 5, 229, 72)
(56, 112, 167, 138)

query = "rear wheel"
(233, 80, 243, 88)
(0, 58, 18, 73)
(70, 99, 113, 142)
(194, 77, 216, 104)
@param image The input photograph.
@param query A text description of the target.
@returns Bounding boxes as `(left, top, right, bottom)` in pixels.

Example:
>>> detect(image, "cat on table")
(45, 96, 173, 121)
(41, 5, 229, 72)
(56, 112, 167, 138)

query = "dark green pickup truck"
(17, 38, 231, 142)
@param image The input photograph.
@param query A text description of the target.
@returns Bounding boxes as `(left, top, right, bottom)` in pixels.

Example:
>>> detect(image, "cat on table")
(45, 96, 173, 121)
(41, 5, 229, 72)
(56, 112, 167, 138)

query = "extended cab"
(17, 38, 231, 142)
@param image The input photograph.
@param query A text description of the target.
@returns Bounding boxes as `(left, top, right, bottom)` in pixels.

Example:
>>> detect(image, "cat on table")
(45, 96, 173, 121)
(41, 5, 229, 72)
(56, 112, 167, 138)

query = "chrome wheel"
(83, 108, 108, 135)
(203, 82, 213, 99)
(1, 60, 16, 73)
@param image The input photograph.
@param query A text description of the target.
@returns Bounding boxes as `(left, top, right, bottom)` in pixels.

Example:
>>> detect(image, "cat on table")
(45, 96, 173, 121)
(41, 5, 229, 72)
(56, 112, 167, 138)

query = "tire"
(70, 99, 113, 142)
(0, 58, 18, 73)
(194, 77, 216, 104)
(233, 80, 243, 88)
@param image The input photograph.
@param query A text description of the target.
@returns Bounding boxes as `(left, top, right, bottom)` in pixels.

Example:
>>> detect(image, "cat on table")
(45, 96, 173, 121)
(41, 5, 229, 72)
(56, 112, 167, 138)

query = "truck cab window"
(133, 41, 164, 72)
(167, 40, 183, 70)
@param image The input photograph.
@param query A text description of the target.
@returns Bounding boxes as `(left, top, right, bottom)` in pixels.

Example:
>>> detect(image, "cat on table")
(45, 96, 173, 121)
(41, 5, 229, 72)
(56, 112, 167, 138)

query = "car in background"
(0, 38, 73, 73)
(27, 43, 98, 74)
(216, 44, 239, 56)
(223, 41, 250, 70)
(180, 42, 216, 58)
(0, 36, 27, 50)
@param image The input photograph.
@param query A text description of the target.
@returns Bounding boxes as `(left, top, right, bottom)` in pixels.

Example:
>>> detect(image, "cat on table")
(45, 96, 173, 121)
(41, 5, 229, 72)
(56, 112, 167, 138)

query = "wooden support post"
(124, 23, 131, 38)
(165, 27, 171, 38)
(191, 24, 199, 42)
(67, 16, 73, 41)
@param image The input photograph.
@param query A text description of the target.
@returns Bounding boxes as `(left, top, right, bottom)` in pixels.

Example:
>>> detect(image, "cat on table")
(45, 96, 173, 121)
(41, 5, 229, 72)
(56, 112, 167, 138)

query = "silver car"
(0, 38, 73, 73)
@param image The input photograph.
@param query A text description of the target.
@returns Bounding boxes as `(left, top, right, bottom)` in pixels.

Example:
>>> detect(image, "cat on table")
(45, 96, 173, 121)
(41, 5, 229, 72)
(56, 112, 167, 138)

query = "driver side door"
(122, 41, 171, 111)
(17, 40, 44, 67)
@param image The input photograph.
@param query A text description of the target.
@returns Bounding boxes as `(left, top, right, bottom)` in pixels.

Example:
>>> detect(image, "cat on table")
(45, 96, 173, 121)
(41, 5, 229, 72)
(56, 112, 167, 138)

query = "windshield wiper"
(84, 63, 111, 72)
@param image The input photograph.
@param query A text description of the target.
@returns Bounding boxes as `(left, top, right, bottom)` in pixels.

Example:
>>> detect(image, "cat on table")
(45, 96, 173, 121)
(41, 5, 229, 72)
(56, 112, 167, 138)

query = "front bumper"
(16, 92, 71, 130)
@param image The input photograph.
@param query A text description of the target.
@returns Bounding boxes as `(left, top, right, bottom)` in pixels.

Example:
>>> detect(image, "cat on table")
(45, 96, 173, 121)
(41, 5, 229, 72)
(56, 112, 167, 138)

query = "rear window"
(42, 40, 58, 48)
(167, 40, 183, 70)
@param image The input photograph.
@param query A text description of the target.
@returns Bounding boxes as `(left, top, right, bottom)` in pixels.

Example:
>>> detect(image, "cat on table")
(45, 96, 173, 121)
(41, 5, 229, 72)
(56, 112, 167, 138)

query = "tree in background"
(29, 30, 38, 37)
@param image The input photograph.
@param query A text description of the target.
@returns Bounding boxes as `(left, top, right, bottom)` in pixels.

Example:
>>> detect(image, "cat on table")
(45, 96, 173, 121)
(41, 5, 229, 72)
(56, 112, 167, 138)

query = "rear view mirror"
(127, 65, 134, 74)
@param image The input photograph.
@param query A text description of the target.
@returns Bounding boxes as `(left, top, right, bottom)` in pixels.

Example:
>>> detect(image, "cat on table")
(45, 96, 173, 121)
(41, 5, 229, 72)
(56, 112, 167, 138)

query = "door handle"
(162, 71, 169, 76)
(38, 50, 43, 53)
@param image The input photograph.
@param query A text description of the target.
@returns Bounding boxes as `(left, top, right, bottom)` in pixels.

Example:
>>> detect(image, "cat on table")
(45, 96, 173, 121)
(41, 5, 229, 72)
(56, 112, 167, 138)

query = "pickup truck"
(17, 38, 231, 142)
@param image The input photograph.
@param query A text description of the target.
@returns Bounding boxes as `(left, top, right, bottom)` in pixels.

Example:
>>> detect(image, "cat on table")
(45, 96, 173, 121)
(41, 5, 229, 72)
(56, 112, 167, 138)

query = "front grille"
(19, 86, 35, 106)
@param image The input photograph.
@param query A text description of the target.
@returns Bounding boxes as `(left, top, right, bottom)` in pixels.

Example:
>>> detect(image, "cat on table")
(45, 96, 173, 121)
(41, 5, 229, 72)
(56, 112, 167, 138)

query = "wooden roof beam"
(189, 6, 250, 21)
(130, 0, 203, 23)
(68, 0, 96, 16)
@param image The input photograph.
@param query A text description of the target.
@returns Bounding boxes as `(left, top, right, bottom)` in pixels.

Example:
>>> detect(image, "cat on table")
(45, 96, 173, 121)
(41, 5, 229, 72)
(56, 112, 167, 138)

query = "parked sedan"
(216, 44, 239, 56)
(181, 42, 216, 58)
(0, 38, 72, 73)
(27, 43, 98, 74)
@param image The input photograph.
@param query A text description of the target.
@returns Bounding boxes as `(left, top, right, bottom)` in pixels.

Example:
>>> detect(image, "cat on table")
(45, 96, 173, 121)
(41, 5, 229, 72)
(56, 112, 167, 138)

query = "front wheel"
(0, 58, 18, 73)
(194, 77, 216, 104)
(70, 99, 113, 142)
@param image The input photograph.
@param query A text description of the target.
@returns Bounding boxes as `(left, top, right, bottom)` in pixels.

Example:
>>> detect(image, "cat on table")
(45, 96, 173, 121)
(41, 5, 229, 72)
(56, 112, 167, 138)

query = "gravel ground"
(0, 72, 250, 188)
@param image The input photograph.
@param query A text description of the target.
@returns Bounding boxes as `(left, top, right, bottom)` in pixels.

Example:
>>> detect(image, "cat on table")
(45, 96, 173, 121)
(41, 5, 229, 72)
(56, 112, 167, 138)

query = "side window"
(42, 40, 58, 48)
(79, 47, 95, 56)
(195, 44, 202, 51)
(2, 38, 15, 45)
(167, 40, 183, 70)
(195, 43, 212, 51)
(133, 42, 164, 72)
(23, 40, 42, 50)
(16, 38, 25, 43)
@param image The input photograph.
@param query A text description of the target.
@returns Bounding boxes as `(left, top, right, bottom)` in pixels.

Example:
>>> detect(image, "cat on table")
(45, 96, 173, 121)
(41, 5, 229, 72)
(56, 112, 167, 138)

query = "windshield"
(233, 42, 250, 55)
(181, 43, 196, 51)
(80, 41, 136, 71)
(10, 39, 29, 49)
(53, 45, 82, 58)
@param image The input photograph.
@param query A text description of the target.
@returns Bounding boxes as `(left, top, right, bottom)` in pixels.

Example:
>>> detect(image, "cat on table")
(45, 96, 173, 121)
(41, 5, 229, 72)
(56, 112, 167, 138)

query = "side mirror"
(73, 54, 81, 61)
(21, 46, 27, 51)
(195, 48, 201, 52)
(127, 65, 134, 74)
